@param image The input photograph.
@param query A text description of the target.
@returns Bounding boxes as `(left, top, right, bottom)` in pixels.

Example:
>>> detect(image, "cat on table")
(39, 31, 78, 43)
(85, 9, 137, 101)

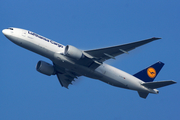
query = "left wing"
(54, 63, 80, 88)
(84, 37, 161, 62)
(57, 72, 78, 88)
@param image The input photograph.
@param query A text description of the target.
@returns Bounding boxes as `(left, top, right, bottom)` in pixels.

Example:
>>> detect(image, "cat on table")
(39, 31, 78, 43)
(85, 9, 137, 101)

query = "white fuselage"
(2, 28, 158, 94)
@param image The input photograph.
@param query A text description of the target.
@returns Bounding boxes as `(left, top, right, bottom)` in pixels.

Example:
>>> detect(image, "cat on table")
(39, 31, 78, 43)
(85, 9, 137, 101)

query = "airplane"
(2, 27, 176, 99)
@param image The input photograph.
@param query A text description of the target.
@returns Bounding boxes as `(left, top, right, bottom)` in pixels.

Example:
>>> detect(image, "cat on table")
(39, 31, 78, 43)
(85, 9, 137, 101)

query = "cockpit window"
(8, 28, 13, 30)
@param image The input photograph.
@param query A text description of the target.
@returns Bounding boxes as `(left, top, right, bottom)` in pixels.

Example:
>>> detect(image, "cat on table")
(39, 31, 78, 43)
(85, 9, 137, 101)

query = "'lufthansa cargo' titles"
(28, 31, 63, 48)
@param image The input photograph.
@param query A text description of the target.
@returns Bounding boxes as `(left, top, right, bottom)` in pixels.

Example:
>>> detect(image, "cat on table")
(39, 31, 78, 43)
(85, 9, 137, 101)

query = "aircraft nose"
(2, 29, 10, 36)
(2, 29, 7, 34)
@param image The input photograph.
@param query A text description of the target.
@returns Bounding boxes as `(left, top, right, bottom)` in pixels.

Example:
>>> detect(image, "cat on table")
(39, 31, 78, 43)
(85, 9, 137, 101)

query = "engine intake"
(64, 45, 84, 60)
(36, 61, 55, 76)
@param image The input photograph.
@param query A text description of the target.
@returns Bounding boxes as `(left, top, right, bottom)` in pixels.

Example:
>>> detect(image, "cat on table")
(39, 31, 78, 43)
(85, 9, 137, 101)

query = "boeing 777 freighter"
(2, 27, 176, 98)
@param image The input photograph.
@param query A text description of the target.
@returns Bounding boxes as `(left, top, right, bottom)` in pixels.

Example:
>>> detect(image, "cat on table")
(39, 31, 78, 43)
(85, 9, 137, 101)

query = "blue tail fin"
(133, 61, 164, 82)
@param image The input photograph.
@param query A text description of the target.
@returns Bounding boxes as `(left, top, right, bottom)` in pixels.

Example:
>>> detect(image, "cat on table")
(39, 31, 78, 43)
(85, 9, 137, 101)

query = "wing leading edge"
(84, 37, 161, 62)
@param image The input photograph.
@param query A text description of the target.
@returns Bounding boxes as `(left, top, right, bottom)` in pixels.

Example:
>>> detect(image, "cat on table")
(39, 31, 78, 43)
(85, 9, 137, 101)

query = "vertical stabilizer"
(133, 61, 164, 82)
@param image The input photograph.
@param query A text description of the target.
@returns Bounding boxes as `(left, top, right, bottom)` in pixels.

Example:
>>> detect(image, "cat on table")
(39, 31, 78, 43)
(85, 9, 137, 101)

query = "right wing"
(84, 37, 161, 62)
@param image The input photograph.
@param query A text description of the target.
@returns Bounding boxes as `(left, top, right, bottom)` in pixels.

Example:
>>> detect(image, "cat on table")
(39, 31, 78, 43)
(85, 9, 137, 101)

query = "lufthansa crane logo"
(147, 67, 156, 78)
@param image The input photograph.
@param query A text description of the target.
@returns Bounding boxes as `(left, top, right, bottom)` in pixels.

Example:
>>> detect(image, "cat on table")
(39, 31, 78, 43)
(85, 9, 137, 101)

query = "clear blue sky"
(0, 0, 180, 120)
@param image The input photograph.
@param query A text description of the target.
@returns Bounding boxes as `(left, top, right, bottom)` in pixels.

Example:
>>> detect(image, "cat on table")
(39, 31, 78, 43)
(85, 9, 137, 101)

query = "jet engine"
(36, 61, 55, 76)
(64, 45, 84, 60)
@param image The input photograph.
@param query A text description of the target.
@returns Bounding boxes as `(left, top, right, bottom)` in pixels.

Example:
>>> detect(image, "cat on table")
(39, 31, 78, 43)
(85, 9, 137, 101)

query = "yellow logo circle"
(147, 67, 156, 78)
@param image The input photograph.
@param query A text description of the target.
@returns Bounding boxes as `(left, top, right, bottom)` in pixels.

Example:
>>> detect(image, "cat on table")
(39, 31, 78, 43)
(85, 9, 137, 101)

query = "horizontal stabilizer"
(142, 80, 176, 89)
(138, 92, 149, 99)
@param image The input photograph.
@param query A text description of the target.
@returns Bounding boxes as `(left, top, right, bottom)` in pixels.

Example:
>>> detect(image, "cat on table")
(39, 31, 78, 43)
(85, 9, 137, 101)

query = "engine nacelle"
(36, 61, 55, 76)
(64, 45, 84, 60)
